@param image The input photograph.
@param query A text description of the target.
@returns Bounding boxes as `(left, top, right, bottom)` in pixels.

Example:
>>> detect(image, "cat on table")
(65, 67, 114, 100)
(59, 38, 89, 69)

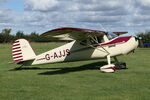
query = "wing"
(113, 32, 128, 36)
(41, 27, 106, 41)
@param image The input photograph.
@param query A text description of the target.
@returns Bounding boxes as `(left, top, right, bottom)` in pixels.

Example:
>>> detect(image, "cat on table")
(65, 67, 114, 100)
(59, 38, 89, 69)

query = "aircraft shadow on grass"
(10, 61, 108, 75)
(38, 61, 107, 75)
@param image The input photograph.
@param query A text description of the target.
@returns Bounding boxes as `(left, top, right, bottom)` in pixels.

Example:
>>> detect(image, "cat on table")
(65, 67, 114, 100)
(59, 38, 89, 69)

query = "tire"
(115, 62, 127, 69)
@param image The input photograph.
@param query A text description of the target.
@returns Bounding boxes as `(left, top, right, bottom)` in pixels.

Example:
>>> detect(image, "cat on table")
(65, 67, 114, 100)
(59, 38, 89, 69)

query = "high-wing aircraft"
(12, 27, 139, 72)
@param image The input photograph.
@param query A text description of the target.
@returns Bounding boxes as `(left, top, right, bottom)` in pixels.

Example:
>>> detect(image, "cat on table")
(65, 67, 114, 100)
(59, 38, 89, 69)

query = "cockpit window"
(80, 36, 104, 46)
(107, 32, 117, 39)
(89, 36, 104, 45)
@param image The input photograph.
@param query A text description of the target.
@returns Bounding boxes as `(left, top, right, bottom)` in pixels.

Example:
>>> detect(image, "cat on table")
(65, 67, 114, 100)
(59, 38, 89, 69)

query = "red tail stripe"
(13, 44, 20, 46)
(13, 56, 23, 59)
(15, 59, 23, 62)
(12, 53, 22, 56)
(13, 40, 19, 43)
(12, 47, 21, 50)
(12, 50, 21, 53)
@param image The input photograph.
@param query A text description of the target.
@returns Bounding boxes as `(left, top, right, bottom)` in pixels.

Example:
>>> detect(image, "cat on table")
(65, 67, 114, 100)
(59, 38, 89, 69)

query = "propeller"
(99, 23, 128, 38)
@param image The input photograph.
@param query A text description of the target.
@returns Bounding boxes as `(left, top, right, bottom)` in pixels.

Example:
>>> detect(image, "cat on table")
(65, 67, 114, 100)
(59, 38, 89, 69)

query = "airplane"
(12, 27, 139, 72)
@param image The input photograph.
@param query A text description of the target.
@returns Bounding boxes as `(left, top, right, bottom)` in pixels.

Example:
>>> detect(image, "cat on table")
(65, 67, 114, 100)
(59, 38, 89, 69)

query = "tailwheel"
(14, 65, 23, 70)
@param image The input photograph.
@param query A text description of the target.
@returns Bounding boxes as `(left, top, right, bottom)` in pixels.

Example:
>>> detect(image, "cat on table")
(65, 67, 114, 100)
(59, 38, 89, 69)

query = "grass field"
(0, 43, 150, 100)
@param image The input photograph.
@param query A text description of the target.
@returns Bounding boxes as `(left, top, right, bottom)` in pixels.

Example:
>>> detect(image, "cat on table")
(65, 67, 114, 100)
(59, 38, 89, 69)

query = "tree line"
(0, 28, 57, 43)
(0, 28, 150, 45)
(137, 31, 150, 47)
(138, 31, 150, 43)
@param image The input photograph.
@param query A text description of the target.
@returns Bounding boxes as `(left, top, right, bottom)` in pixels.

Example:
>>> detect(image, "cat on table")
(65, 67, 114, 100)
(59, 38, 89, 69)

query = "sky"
(0, 0, 150, 34)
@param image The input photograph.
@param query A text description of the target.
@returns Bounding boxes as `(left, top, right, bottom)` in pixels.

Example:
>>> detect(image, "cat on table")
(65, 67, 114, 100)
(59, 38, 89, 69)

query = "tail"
(12, 39, 36, 64)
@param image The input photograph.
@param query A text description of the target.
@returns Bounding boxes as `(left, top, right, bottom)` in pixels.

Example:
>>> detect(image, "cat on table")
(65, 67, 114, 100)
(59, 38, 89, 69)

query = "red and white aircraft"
(12, 27, 139, 72)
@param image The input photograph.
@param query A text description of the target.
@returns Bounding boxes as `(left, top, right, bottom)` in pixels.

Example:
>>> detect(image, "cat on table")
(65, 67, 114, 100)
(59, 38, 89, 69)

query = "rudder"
(12, 39, 36, 64)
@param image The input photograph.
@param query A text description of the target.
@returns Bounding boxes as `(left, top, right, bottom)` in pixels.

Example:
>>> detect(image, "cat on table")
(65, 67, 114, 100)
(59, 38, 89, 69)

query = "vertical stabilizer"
(12, 39, 36, 64)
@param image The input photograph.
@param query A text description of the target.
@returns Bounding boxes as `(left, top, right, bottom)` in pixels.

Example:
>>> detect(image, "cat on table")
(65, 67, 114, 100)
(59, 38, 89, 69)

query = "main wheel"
(115, 62, 127, 69)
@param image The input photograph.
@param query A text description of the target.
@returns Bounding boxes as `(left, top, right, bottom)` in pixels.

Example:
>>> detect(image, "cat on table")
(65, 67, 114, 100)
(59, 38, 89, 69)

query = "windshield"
(107, 32, 118, 39)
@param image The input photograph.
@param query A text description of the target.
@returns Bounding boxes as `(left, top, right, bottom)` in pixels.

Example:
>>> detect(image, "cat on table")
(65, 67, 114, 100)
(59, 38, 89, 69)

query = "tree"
(138, 32, 150, 47)
(15, 31, 25, 39)
(0, 28, 14, 43)
(28, 32, 40, 42)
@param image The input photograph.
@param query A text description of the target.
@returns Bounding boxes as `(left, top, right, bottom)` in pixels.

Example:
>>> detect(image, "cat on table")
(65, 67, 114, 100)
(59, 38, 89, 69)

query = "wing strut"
(89, 35, 110, 55)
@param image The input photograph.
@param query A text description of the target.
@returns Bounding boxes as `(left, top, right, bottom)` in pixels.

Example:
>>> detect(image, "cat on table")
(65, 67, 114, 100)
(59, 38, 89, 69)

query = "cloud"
(0, 0, 8, 4)
(0, 8, 14, 24)
(1, 0, 150, 34)
(20, 0, 150, 32)
(73, 0, 126, 11)
(137, 0, 150, 9)
(24, 0, 59, 11)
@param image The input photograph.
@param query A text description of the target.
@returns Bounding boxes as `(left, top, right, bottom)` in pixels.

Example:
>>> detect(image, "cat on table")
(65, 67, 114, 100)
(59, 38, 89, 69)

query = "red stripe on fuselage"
(98, 36, 132, 47)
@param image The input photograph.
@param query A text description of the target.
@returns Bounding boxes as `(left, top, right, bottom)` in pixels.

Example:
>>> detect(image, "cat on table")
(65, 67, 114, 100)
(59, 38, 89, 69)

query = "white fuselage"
(31, 36, 138, 65)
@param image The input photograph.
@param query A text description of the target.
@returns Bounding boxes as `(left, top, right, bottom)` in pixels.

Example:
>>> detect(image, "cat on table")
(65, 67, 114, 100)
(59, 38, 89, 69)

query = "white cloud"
(24, 0, 59, 11)
(1, 0, 150, 34)
(19, 0, 150, 32)
(0, 8, 14, 23)
(71, 0, 128, 11)
(137, 0, 150, 8)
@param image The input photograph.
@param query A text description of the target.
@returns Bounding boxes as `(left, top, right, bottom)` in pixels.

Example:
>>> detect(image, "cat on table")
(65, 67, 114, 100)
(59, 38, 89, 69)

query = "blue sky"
(0, 0, 150, 34)
(0, 0, 23, 12)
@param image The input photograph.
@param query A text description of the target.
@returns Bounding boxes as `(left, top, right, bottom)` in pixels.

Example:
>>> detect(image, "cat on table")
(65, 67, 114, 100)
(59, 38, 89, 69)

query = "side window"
(89, 36, 104, 45)
(97, 36, 104, 43)
(80, 36, 104, 46)
(89, 37, 97, 45)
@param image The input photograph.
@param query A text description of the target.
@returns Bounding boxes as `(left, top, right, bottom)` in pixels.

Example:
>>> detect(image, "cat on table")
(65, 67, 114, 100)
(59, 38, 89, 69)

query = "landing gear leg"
(114, 57, 127, 69)
(107, 55, 111, 65)
(100, 55, 116, 73)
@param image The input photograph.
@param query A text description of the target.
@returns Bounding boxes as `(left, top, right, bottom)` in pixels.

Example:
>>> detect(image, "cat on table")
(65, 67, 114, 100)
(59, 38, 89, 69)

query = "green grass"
(0, 43, 150, 100)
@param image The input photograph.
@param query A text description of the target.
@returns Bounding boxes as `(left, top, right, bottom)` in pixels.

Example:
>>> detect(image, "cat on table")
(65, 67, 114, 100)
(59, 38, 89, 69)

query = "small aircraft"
(12, 27, 139, 72)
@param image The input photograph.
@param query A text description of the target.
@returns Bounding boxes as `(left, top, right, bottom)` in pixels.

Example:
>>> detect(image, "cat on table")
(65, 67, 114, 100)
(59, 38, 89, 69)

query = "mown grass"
(0, 43, 150, 100)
